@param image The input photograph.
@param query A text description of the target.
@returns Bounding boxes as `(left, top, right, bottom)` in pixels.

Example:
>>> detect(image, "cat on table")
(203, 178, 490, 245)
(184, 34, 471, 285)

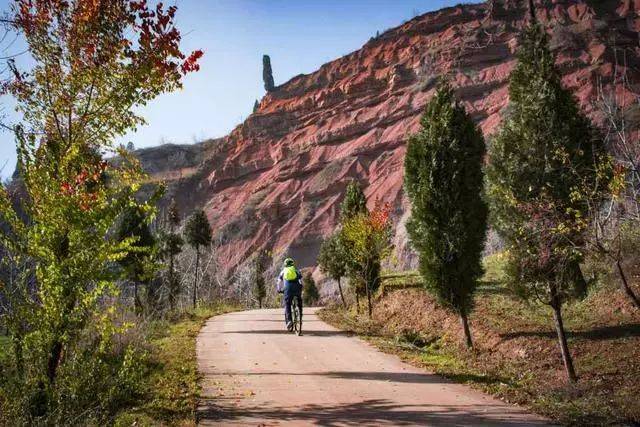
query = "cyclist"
(277, 257, 303, 332)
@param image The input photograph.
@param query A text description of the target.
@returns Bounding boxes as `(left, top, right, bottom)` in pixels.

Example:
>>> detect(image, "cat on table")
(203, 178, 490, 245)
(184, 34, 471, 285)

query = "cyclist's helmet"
(283, 257, 295, 267)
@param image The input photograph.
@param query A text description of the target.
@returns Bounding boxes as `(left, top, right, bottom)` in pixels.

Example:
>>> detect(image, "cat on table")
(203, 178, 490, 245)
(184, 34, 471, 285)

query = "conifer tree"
(303, 272, 320, 306)
(404, 80, 487, 348)
(486, 23, 612, 382)
(253, 253, 266, 308)
(184, 209, 212, 308)
(162, 199, 183, 310)
(340, 181, 368, 221)
(318, 232, 347, 307)
(114, 206, 156, 314)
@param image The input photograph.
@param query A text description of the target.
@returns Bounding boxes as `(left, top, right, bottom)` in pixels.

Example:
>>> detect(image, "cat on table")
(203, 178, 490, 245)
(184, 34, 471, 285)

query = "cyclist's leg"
(284, 292, 293, 326)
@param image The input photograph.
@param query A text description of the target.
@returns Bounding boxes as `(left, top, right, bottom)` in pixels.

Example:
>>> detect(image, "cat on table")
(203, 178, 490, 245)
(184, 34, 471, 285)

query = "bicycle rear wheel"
(292, 298, 302, 335)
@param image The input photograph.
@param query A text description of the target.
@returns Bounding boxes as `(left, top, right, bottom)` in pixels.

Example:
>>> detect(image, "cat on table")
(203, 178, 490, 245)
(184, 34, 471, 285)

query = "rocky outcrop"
(263, 55, 275, 92)
(145, 0, 640, 275)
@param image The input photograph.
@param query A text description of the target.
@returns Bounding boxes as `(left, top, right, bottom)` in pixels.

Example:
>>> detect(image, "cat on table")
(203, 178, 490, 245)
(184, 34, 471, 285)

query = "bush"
(0, 340, 146, 425)
(303, 273, 320, 306)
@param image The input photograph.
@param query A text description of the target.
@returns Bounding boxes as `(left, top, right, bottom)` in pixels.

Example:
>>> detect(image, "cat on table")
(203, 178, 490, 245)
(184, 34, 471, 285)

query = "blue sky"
(0, 0, 477, 178)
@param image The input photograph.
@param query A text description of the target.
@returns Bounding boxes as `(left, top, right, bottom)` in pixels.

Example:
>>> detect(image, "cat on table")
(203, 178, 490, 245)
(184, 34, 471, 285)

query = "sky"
(0, 0, 478, 179)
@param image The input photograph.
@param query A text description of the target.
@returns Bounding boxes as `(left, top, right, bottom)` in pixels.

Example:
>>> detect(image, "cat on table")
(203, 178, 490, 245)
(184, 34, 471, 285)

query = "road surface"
(197, 308, 549, 426)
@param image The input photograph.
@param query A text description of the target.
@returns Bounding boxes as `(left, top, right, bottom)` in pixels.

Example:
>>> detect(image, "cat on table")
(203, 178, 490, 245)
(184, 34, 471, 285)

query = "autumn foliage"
(341, 201, 393, 316)
(0, 0, 201, 422)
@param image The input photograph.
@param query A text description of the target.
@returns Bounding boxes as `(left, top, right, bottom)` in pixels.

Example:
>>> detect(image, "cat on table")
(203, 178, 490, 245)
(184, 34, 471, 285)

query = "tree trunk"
(528, 0, 537, 22)
(365, 279, 372, 318)
(615, 260, 640, 309)
(169, 254, 176, 310)
(47, 340, 63, 384)
(355, 291, 360, 314)
(193, 247, 199, 309)
(460, 312, 473, 348)
(12, 335, 24, 376)
(134, 282, 142, 314)
(258, 298, 262, 309)
(337, 277, 346, 308)
(550, 291, 577, 382)
(568, 261, 588, 299)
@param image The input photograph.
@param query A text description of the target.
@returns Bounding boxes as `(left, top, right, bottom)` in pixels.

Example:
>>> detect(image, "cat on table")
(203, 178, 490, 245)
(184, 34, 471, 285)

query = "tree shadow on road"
(221, 329, 352, 337)
(198, 397, 548, 426)
(221, 370, 447, 385)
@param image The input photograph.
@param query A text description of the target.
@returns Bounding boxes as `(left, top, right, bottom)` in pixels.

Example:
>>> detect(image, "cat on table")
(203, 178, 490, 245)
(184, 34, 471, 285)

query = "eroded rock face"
(149, 0, 640, 275)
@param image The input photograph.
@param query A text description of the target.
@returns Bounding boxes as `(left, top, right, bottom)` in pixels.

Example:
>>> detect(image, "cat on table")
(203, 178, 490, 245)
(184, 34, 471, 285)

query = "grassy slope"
(320, 262, 640, 426)
(114, 304, 237, 427)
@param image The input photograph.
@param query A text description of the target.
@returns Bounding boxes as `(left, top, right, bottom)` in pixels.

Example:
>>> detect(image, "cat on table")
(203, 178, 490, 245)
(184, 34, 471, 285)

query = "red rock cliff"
(152, 0, 640, 274)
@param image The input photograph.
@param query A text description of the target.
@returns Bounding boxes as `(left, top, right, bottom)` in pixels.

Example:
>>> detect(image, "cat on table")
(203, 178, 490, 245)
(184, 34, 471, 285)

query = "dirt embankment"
(320, 280, 640, 426)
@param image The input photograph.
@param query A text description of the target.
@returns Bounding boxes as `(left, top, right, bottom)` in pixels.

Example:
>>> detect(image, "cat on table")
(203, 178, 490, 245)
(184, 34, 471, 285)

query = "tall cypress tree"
(404, 80, 487, 348)
(184, 209, 212, 308)
(486, 23, 611, 382)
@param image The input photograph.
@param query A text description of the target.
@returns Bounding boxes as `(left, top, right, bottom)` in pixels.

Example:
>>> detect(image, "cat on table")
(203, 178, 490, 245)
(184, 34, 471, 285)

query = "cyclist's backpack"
(283, 266, 298, 281)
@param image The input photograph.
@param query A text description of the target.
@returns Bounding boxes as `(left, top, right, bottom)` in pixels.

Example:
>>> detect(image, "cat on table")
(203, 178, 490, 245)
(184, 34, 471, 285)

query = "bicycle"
(291, 296, 302, 336)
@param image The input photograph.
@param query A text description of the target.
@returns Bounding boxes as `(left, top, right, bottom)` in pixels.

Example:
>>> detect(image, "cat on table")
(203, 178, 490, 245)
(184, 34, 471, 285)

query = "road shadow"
(217, 369, 512, 387)
(213, 319, 324, 323)
(500, 323, 640, 342)
(225, 370, 445, 385)
(198, 397, 549, 426)
(221, 329, 351, 337)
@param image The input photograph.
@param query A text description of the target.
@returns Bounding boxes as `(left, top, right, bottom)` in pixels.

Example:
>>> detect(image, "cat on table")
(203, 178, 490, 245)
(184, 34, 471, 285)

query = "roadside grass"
(114, 303, 238, 427)
(320, 257, 640, 426)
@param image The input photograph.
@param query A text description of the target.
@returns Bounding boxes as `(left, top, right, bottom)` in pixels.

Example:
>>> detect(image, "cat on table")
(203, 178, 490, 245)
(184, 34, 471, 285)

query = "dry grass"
(114, 304, 238, 426)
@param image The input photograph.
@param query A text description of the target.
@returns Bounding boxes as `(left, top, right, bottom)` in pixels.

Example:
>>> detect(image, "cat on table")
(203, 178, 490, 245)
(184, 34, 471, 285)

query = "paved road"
(197, 308, 549, 426)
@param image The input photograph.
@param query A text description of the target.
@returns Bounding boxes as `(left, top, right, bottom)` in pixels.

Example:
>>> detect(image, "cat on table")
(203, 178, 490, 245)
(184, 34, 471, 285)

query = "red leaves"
(368, 201, 391, 232)
(181, 49, 204, 74)
(11, 0, 202, 88)
(59, 162, 107, 210)
(60, 181, 74, 195)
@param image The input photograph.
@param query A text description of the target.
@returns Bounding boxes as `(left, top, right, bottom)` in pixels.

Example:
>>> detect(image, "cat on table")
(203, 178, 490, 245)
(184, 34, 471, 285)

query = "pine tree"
(404, 80, 487, 348)
(184, 209, 212, 308)
(161, 199, 183, 310)
(253, 253, 266, 308)
(317, 232, 347, 307)
(486, 23, 611, 382)
(303, 272, 320, 306)
(114, 206, 156, 314)
(253, 99, 260, 113)
(340, 181, 367, 221)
